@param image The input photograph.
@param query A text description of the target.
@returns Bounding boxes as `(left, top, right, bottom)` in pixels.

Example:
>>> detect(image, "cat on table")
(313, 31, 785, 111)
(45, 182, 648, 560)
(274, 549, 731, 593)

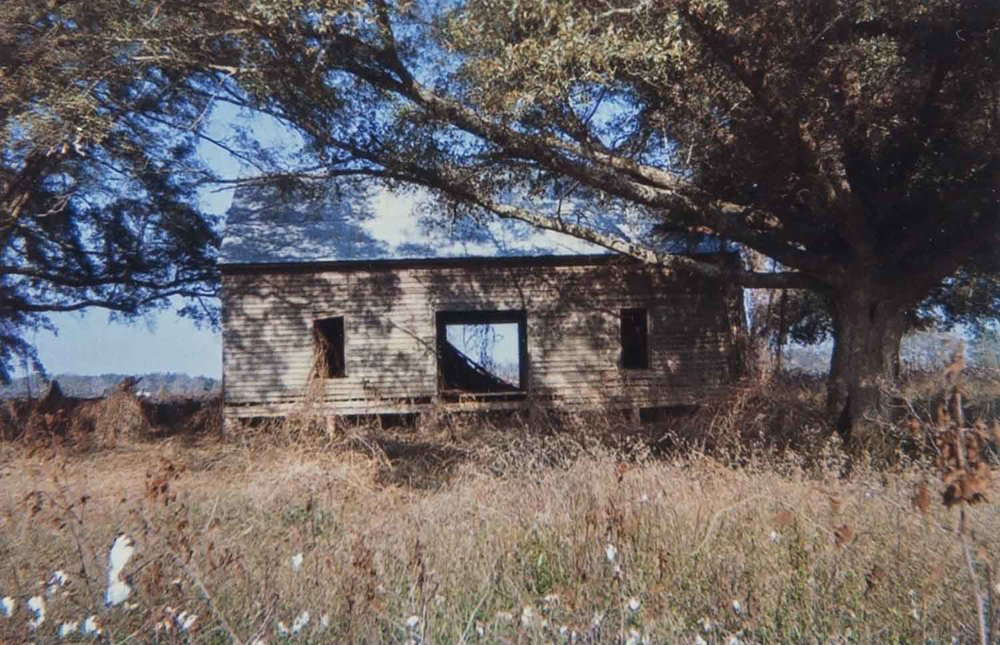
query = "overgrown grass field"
(0, 439, 996, 642)
(0, 379, 998, 643)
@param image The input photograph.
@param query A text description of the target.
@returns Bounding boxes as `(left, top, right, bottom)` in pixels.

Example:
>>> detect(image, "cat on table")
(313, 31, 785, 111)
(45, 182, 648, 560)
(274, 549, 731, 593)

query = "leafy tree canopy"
(0, 1, 222, 380)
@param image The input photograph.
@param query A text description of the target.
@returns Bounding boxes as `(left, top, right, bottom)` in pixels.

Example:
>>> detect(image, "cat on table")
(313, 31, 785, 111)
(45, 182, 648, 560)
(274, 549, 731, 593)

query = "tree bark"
(826, 286, 905, 453)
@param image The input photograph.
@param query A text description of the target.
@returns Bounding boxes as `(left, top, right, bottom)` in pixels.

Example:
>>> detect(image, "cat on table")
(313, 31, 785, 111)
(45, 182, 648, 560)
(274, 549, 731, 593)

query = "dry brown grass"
(0, 414, 997, 643)
(1, 368, 998, 642)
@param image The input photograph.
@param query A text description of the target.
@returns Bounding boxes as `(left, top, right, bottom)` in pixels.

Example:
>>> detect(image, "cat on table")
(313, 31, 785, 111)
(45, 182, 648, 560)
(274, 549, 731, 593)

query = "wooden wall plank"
(222, 260, 743, 418)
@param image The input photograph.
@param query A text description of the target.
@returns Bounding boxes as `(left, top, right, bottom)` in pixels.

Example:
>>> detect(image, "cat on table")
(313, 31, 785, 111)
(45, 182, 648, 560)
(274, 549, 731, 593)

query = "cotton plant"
(277, 610, 312, 638)
(105, 534, 135, 607)
(154, 606, 199, 635)
(402, 614, 422, 644)
(76, 614, 101, 637)
(2, 535, 140, 641)
(47, 570, 70, 596)
(1, 595, 14, 618)
(27, 595, 46, 629)
(58, 621, 79, 638)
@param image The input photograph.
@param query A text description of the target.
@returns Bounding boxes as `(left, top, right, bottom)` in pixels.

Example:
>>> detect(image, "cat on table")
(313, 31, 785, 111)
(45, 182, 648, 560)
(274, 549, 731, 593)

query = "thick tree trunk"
(826, 287, 905, 452)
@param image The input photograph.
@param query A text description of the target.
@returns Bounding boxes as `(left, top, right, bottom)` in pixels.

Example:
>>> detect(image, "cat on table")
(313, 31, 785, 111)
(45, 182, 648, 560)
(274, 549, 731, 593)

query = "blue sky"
(23, 107, 249, 379)
(29, 188, 232, 378)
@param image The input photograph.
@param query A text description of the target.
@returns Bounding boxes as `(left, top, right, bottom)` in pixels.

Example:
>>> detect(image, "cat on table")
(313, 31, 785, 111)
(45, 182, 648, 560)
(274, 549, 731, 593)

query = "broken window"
(436, 311, 526, 394)
(313, 316, 346, 378)
(620, 308, 649, 369)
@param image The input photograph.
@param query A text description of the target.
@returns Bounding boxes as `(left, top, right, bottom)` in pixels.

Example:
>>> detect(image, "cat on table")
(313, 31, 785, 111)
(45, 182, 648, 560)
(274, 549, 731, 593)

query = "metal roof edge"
(218, 250, 739, 275)
(219, 253, 626, 275)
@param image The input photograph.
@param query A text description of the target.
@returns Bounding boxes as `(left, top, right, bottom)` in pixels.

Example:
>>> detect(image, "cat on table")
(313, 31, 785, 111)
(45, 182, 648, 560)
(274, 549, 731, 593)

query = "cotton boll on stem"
(291, 610, 310, 633)
(108, 535, 135, 582)
(27, 595, 45, 629)
(0, 596, 14, 618)
(58, 621, 79, 638)
(105, 534, 135, 607)
(176, 610, 198, 632)
(106, 579, 132, 607)
(82, 615, 102, 636)
(47, 570, 70, 596)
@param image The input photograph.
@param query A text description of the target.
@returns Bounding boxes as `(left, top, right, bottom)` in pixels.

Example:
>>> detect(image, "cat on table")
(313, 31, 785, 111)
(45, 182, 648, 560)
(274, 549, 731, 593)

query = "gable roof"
(218, 183, 608, 266)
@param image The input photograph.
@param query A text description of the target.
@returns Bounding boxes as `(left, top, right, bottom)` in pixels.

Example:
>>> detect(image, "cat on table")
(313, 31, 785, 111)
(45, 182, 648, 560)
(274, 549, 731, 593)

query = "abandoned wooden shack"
(220, 185, 745, 426)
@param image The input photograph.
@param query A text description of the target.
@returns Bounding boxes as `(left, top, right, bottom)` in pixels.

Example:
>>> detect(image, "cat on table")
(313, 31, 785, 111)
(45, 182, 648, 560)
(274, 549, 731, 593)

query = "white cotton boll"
(406, 614, 420, 629)
(591, 610, 605, 627)
(27, 595, 45, 629)
(605, 543, 618, 563)
(476, 622, 486, 636)
(290, 553, 304, 571)
(625, 628, 643, 645)
(277, 621, 289, 635)
(639, 493, 650, 504)
(106, 535, 135, 606)
(82, 615, 101, 636)
(58, 621, 79, 638)
(291, 611, 310, 634)
(177, 610, 198, 631)
(701, 617, 713, 632)
(108, 535, 135, 582)
(520, 606, 536, 627)
(47, 570, 70, 595)
(731, 599, 742, 614)
(627, 597, 641, 612)
(726, 636, 743, 645)
(542, 593, 560, 605)
(694, 636, 708, 645)
(105, 579, 132, 607)
(1, 596, 14, 618)
(320, 613, 330, 629)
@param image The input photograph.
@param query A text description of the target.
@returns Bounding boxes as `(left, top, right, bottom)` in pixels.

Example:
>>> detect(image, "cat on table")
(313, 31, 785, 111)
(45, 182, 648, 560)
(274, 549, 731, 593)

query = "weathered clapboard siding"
(221, 256, 744, 418)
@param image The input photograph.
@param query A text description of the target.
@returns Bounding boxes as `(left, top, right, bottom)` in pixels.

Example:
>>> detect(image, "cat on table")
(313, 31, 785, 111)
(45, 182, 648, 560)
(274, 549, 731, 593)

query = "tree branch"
(315, 30, 838, 280)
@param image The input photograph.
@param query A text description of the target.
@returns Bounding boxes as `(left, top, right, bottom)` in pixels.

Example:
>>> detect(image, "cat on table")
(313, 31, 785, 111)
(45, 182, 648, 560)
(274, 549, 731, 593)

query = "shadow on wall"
(222, 256, 743, 412)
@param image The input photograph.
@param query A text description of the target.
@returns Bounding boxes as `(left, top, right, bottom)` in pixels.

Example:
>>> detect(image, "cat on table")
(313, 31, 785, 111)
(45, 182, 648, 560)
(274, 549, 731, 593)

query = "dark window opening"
(621, 308, 649, 369)
(436, 311, 527, 395)
(313, 316, 346, 378)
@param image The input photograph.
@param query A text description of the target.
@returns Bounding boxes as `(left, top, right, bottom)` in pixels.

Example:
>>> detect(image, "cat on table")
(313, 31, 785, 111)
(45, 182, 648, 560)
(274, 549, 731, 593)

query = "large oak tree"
(174, 0, 999, 448)
(10, 1, 1000, 449)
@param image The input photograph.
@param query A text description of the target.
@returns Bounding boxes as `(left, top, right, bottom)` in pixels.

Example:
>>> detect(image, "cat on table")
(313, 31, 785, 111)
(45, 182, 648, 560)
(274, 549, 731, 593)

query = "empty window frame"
(620, 308, 650, 369)
(436, 310, 527, 395)
(313, 316, 346, 378)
